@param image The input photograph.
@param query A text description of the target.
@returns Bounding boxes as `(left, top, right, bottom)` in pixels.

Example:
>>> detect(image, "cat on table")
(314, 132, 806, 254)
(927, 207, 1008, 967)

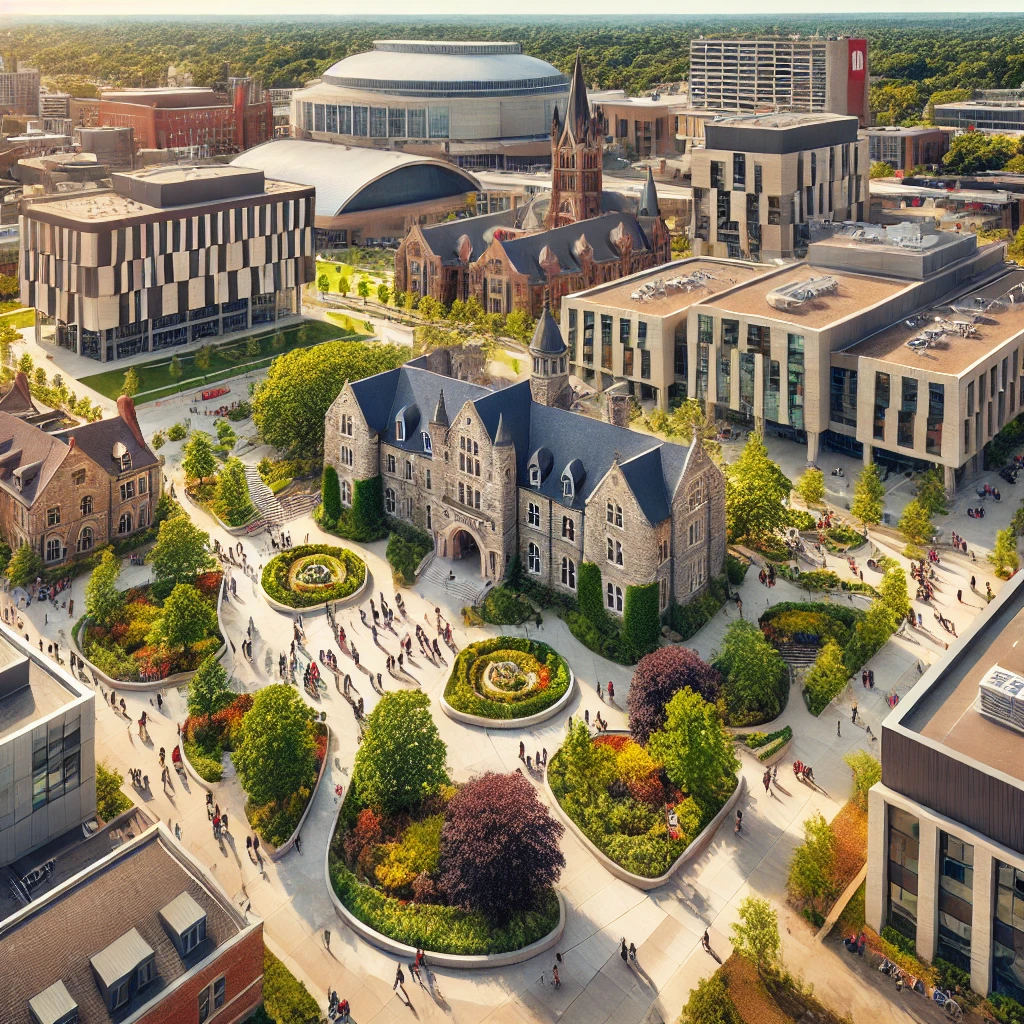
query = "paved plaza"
(6, 344, 1015, 1024)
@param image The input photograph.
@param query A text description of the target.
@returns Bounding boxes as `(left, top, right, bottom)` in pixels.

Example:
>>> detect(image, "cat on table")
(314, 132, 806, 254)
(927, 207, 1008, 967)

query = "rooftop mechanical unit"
(766, 274, 839, 311)
(629, 269, 717, 303)
(978, 664, 1024, 732)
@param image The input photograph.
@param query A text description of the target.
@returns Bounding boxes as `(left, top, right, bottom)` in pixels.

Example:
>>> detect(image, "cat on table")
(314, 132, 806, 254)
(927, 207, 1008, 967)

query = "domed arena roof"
(322, 40, 569, 99)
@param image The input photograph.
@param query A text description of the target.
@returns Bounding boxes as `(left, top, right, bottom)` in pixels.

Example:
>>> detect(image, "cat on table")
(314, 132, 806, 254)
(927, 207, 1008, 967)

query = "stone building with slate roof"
(325, 317, 725, 614)
(393, 53, 670, 318)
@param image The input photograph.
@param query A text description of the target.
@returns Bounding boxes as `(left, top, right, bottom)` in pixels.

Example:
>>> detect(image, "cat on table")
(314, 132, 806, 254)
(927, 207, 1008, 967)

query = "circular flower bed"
(262, 544, 366, 609)
(444, 637, 571, 720)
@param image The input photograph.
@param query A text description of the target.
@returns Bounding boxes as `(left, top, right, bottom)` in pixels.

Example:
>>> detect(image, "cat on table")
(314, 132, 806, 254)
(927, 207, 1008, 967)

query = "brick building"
(324, 315, 726, 614)
(99, 80, 273, 157)
(0, 394, 161, 567)
(394, 53, 670, 318)
(0, 822, 264, 1024)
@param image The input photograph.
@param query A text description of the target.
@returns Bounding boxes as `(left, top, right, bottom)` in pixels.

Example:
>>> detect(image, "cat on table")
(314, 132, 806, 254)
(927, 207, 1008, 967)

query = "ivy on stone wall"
(622, 582, 661, 661)
(577, 561, 606, 629)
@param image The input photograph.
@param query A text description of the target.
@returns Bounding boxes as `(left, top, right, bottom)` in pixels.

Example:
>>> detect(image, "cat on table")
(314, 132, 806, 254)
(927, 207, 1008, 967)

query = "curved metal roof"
(322, 40, 568, 98)
(231, 140, 480, 219)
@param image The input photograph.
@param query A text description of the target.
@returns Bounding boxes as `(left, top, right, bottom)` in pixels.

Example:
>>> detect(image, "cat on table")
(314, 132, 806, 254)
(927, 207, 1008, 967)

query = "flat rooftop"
(900, 576, 1024, 783)
(711, 111, 854, 129)
(0, 660, 76, 743)
(706, 263, 910, 329)
(845, 268, 1024, 375)
(571, 258, 768, 316)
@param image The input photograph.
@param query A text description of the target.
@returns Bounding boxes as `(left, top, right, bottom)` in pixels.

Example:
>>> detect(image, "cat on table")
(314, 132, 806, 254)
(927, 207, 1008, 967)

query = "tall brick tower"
(545, 51, 603, 230)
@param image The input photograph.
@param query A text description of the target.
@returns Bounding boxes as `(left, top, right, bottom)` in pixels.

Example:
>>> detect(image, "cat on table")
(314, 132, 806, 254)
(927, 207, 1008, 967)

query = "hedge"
(444, 636, 572, 720)
(321, 465, 342, 522)
(622, 581, 660, 660)
(261, 545, 366, 608)
(251, 947, 321, 1024)
(319, 475, 388, 542)
(474, 586, 536, 626)
(577, 561, 606, 627)
(184, 741, 223, 782)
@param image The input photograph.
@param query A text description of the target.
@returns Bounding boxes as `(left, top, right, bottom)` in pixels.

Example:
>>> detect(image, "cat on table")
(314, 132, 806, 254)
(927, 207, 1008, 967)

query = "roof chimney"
(116, 395, 145, 447)
(13, 371, 31, 405)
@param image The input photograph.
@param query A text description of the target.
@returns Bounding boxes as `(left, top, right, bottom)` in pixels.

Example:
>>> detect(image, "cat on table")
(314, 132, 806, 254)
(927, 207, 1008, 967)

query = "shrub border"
(267, 722, 331, 861)
(543, 730, 746, 891)
(322, 795, 565, 967)
(439, 666, 576, 729)
(261, 549, 370, 613)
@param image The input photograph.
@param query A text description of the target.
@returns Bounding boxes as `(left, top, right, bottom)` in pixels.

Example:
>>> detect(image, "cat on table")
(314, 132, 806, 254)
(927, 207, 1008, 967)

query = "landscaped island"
(328, 692, 564, 955)
(443, 636, 572, 721)
(261, 544, 366, 608)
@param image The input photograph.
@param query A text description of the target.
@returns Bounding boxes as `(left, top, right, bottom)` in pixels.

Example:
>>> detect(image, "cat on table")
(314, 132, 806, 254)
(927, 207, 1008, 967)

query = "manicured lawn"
(0, 308, 34, 329)
(79, 320, 357, 400)
(326, 311, 375, 335)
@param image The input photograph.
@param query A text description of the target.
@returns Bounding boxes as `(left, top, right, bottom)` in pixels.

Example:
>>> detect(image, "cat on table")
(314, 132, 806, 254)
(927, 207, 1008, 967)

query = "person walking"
(851, 701, 858, 725)
(957, 589, 963, 603)
(734, 809, 743, 833)
(702, 930, 713, 956)
(393, 964, 408, 1002)
(253, 835, 261, 862)
(620, 938, 629, 966)
(519, 741, 525, 761)
(551, 964, 561, 988)
(837, 719, 842, 737)
(607, 680, 615, 700)
(629, 942, 637, 964)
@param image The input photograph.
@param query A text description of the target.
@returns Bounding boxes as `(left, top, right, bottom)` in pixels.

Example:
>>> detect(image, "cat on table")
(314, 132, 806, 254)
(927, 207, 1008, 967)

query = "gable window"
(385, 487, 396, 514)
(422, 431, 432, 454)
(340, 446, 353, 467)
(689, 520, 704, 546)
(606, 501, 614, 523)
(528, 542, 541, 574)
(72, 469, 86, 486)
(606, 538, 623, 565)
(561, 557, 576, 590)
(688, 479, 705, 510)
(562, 476, 573, 498)
(386, 454, 397, 474)
(120, 481, 135, 501)
(340, 480, 352, 506)
(562, 516, 575, 541)
(341, 413, 354, 436)
(45, 538, 61, 562)
(119, 512, 133, 534)
(527, 502, 540, 527)
(606, 583, 623, 612)
(47, 506, 60, 526)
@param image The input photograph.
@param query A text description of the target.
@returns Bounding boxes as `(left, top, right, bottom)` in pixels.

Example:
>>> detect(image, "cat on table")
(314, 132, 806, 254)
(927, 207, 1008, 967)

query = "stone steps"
(775, 641, 820, 667)
(418, 558, 486, 606)
(244, 467, 288, 525)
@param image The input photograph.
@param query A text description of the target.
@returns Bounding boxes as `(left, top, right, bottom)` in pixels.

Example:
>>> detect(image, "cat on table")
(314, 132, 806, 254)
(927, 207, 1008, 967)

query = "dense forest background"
(7, 15, 1024, 124)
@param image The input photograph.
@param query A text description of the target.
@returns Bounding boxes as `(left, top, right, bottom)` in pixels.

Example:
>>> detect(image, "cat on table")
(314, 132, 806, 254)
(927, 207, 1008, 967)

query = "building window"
(689, 557, 707, 592)
(77, 526, 94, 552)
(567, 308, 577, 360)
(619, 318, 631, 344)
(395, 417, 406, 441)
(340, 446, 353, 467)
(994, 861, 1024, 1002)
(198, 976, 226, 1024)
(385, 488, 396, 514)
(425, 469, 432, 490)
(562, 476, 572, 498)
(605, 583, 623, 612)
(138, 476, 148, 495)
(601, 315, 613, 370)
(120, 453, 132, 472)
(45, 538, 61, 562)
(875, 371, 890, 441)
(561, 557, 576, 589)
(887, 805, 920, 942)
(528, 542, 541, 574)
(72, 469, 86, 485)
(787, 334, 804, 429)
(562, 516, 575, 541)
(623, 348, 634, 376)
(688, 520, 704, 546)
(927, 383, 944, 456)
(937, 832, 974, 973)
(607, 537, 623, 565)
(830, 367, 858, 427)
(582, 311, 594, 364)
(120, 480, 135, 501)
(528, 502, 540, 527)
(641, 349, 651, 380)
(118, 512, 133, 534)
(688, 478, 705, 510)
(428, 105, 450, 138)
(422, 431, 432, 454)
(46, 506, 60, 526)
(405, 460, 413, 480)
(341, 480, 352, 506)
(386, 454, 397, 474)
(746, 323, 769, 354)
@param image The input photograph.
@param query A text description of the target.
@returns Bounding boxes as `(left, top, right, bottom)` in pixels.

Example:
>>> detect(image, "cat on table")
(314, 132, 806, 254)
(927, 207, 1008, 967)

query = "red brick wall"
(138, 924, 264, 1024)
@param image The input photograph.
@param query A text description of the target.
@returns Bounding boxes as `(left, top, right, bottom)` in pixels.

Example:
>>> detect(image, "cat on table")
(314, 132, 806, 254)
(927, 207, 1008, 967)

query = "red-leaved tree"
(627, 646, 721, 745)
(438, 772, 565, 923)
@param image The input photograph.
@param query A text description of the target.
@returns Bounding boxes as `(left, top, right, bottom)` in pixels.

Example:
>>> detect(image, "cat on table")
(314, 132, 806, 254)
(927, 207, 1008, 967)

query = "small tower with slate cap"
(528, 304, 571, 409)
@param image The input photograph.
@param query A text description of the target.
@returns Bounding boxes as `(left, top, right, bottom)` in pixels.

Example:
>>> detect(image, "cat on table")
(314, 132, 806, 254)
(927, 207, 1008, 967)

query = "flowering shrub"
(195, 571, 223, 597)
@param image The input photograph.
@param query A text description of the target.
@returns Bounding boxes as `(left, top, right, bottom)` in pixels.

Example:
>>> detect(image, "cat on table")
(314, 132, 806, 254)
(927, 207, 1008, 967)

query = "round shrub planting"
(262, 544, 366, 608)
(444, 636, 571, 721)
(627, 646, 721, 745)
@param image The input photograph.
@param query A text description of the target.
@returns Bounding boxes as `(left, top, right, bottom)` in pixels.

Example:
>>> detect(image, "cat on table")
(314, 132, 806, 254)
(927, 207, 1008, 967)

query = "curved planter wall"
(323, 798, 565, 967)
(439, 669, 576, 730)
(737, 735, 793, 767)
(544, 730, 747, 891)
(269, 723, 332, 861)
(261, 568, 370, 615)
(177, 735, 216, 792)
(184, 490, 256, 537)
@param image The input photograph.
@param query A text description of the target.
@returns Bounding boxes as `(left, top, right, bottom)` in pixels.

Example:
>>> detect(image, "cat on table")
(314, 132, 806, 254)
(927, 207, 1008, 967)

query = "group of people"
(270, 531, 295, 550)
(949, 530, 971, 557)
(206, 793, 229, 838)
(761, 765, 778, 794)
(978, 482, 1002, 502)
(519, 742, 548, 771)
(757, 563, 778, 588)
(911, 560, 937, 602)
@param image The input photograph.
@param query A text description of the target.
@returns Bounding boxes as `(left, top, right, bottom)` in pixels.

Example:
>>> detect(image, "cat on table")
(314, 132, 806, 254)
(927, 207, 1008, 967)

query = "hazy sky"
(9, 0, 1024, 15)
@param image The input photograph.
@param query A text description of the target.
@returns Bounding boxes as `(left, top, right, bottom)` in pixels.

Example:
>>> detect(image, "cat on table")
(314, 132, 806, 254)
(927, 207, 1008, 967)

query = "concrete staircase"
(419, 558, 487, 606)
(775, 642, 820, 668)
(244, 466, 287, 526)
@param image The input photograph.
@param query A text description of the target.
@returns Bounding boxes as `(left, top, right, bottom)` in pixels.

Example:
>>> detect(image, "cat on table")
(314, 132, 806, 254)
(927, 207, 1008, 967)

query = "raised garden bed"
(735, 725, 794, 763)
(261, 544, 367, 609)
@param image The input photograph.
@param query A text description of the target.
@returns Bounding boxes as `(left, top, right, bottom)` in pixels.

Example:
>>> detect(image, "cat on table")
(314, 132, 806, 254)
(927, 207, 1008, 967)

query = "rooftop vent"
(28, 980, 78, 1024)
(978, 665, 1024, 731)
(159, 891, 208, 959)
(630, 269, 718, 303)
(766, 275, 839, 311)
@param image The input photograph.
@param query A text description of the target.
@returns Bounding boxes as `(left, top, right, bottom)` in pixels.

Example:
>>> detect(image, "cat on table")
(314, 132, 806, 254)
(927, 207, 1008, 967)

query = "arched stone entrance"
(437, 520, 487, 579)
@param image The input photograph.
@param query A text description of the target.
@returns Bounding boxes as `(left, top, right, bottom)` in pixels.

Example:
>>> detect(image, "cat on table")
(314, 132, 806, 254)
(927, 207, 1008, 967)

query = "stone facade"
(325, 355, 726, 614)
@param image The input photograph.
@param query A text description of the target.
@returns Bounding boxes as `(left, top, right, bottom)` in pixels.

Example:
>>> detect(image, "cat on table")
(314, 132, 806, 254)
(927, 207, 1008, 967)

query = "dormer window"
(159, 891, 208, 960)
(530, 466, 540, 486)
(90, 928, 155, 1014)
(562, 476, 572, 498)
(120, 453, 132, 472)
(395, 418, 406, 441)
(422, 431, 432, 455)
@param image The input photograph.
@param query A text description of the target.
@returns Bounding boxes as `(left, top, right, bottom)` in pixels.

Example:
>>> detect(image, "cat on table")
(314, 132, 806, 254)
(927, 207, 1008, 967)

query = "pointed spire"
(529, 305, 567, 356)
(638, 165, 660, 217)
(432, 388, 449, 428)
(564, 49, 591, 143)
(495, 412, 512, 447)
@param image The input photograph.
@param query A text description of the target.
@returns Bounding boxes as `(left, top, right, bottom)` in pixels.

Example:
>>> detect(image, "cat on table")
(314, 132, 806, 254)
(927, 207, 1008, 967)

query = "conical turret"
(638, 165, 660, 217)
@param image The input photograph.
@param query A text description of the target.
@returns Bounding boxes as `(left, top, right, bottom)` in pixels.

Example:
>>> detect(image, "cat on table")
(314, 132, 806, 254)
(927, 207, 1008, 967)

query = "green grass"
(79, 320, 354, 401)
(0, 308, 34, 329)
(326, 311, 375, 335)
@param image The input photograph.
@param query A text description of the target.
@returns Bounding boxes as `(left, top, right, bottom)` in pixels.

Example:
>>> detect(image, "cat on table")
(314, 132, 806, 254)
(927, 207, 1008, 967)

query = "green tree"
(354, 691, 449, 815)
(730, 895, 781, 975)
(803, 638, 849, 716)
(233, 684, 317, 807)
(553, 721, 617, 807)
(0, 322, 18, 366)
(680, 975, 742, 1024)
(845, 602, 898, 676)
(725, 431, 791, 544)
(17, 353, 32, 375)
(85, 549, 123, 626)
(338, 274, 350, 296)
(194, 345, 213, 371)
(95, 762, 132, 822)
(376, 282, 390, 305)
(187, 655, 231, 725)
(151, 583, 217, 650)
(915, 467, 949, 515)
(990, 526, 1020, 577)
(504, 308, 534, 343)
(648, 688, 739, 809)
(712, 619, 789, 723)
(418, 294, 442, 320)
(926, 87, 972, 121)
(213, 457, 256, 526)
(663, 398, 721, 460)
(796, 467, 825, 506)
(943, 132, 1018, 175)
(120, 367, 140, 397)
(33, 366, 46, 388)
(870, 81, 924, 126)
(787, 811, 838, 913)
(168, 354, 183, 379)
(246, 336, 261, 357)
(149, 515, 215, 591)
(878, 564, 911, 622)
(317, 271, 330, 296)
(899, 497, 934, 545)
(464, 296, 485, 323)
(357, 278, 370, 304)
(321, 465, 342, 522)
(182, 430, 217, 482)
(851, 463, 886, 524)
(844, 750, 882, 809)
(251, 340, 404, 460)
(6, 542, 43, 588)
(870, 161, 895, 179)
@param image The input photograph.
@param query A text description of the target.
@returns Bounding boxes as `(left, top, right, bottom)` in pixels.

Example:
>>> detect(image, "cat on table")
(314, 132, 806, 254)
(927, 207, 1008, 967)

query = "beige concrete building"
(690, 113, 868, 261)
(589, 89, 688, 159)
(866, 569, 1024, 1000)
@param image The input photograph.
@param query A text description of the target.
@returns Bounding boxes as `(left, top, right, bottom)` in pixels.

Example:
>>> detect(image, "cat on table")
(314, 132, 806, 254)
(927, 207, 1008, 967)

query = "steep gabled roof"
(57, 399, 159, 476)
(0, 413, 71, 506)
(417, 208, 519, 266)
